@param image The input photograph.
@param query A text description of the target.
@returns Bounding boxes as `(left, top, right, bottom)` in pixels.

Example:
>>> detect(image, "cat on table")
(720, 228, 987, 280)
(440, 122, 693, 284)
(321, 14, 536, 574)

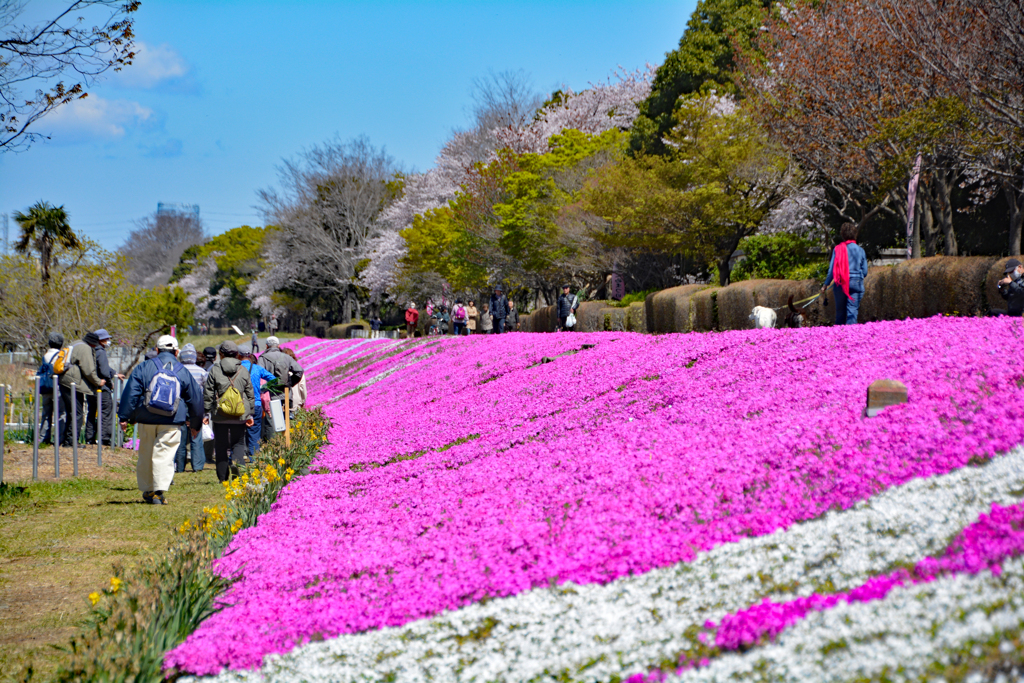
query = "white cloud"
(41, 95, 154, 142)
(114, 41, 190, 89)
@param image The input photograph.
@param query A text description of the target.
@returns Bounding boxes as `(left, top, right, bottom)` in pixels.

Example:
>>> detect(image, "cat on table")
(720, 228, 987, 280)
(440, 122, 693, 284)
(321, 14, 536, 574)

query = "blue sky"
(0, 0, 693, 250)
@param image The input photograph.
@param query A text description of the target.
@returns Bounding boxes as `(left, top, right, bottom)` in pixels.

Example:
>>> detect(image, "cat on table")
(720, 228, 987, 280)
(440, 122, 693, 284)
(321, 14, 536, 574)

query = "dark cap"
(203, 346, 217, 359)
(218, 340, 239, 357)
(48, 332, 65, 349)
(562, 283, 571, 289)
(1005, 258, 1021, 273)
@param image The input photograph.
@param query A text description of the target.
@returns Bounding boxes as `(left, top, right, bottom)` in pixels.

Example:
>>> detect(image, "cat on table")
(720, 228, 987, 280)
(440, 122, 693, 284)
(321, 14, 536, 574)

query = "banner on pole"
(906, 154, 923, 259)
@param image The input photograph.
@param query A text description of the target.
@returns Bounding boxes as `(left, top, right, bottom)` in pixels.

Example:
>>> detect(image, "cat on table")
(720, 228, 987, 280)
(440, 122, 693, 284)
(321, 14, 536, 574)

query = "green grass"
(180, 331, 305, 351)
(0, 467, 227, 683)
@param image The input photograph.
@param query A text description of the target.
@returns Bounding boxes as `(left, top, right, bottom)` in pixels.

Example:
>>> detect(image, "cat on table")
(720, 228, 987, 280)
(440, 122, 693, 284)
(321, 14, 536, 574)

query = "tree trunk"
(930, 170, 958, 256)
(1005, 180, 1024, 256)
(922, 199, 939, 257)
(912, 190, 922, 258)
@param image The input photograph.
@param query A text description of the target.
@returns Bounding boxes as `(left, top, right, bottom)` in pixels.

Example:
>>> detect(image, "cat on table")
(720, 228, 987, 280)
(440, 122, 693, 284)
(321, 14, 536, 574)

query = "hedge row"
(519, 256, 1016, 334)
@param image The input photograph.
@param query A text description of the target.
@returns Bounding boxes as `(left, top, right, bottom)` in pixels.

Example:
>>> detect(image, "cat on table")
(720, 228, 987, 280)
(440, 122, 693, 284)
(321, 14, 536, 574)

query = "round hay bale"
(601, 307, 629, 331)
(690, 288, 720, 331)
(628, 302, 647, 333)
(576, 301, 612, 332)
(648, 285, 708, 333)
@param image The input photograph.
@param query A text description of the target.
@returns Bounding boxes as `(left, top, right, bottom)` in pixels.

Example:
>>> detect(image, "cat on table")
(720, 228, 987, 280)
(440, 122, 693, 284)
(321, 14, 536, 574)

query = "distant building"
(157, 202, 200, 219)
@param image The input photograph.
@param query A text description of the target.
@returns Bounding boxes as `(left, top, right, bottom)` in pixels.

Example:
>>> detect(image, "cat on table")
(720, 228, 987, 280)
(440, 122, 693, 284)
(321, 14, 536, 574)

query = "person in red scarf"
(820, 223, 868, 325)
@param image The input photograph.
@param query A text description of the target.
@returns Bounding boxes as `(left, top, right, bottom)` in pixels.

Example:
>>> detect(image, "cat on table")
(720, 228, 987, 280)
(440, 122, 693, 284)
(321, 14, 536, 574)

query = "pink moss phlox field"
(710, 501, 1024, 651)
(168, 317, 1024, 674)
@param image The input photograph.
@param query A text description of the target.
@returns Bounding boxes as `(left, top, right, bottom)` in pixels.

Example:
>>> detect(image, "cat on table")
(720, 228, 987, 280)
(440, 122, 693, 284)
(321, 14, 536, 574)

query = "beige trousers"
(136, 424, 181, 493)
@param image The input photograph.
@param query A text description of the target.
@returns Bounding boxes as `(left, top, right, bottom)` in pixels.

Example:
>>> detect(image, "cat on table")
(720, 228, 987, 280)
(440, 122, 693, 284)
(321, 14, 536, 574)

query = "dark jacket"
(95, 346, 115, 387)
(258, 347, 304, 388)
(117, 351, 204, 429)
(204, 358, 255, 423)
(998, 277, 1024, 315)
(507, 306, 519, 327)
(59, 341, 104, 396)
(489, 293, 509, 319)
(556, 293, 579, 318)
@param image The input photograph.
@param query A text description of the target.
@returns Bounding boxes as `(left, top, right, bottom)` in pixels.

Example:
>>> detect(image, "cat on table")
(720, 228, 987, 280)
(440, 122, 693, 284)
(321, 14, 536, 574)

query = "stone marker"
(866, 379, 908, 417)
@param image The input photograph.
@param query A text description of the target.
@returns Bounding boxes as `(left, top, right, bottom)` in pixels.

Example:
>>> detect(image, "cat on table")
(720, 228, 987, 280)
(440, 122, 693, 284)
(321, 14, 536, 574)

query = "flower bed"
(171, 317, 1024, 679)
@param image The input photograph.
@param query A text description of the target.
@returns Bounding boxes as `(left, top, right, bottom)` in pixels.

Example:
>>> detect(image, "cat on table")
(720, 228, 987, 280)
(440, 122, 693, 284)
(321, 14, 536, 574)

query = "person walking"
(268, 314, 279, 335)
(201, 346, 218, 371)
(175, 344, 209, 473)
(204, 341, 255, 482)
(58, 332, 106, 446)
(489, 286, 509, 334)
(37, 332, 63, 445)
(451, 299, 468, 336)
(507, 300, 520, 332)
(258, 336, 304, 391)
(85, 329, 121, 446)
(821, 222, 868, 325)
(250, 328, 260, 354)
(480, 303, 493, 334)
(282, 347, 307, 411)
(465, 300, 478, 336)
(556, 284, 580, 331)
(405, 302, 419, 338)
(117, 335, 204, 504)
(238, 342, 274, 457)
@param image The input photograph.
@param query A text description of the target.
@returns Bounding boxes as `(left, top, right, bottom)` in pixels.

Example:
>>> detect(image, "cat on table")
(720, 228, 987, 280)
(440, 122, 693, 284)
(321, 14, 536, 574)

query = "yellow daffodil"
(110, 577, 123, 593)
(88, 591, 101, 606)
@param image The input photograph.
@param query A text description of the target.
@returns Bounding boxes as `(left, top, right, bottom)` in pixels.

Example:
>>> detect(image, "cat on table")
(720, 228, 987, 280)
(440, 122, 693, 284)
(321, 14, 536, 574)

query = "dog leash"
(768, 293, 822, 313)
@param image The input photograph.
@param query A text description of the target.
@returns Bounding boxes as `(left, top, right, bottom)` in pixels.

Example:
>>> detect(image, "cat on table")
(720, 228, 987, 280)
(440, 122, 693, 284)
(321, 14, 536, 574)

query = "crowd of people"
(36, 331, 305, 506)
(402, 285, 581, 337)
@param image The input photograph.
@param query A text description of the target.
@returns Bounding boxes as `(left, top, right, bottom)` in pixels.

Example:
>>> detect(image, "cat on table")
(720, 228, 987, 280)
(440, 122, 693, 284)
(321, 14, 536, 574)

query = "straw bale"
(716, 279, 818, 330)
(601, 307, 629, 331)
(689, 288, 721, 332)
(647, 284, 711, 333)
(627, 302, 647, 333)
(576, 302, 612, 332)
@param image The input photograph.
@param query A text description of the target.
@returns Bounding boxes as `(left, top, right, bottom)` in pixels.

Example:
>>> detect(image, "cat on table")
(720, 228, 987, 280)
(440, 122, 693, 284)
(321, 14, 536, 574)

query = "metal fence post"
(1, 384, 6, 483)
(68, 383, 78, 479)
(32, 376, 39, 481)
(53, 375, 59, 467)
(113, 377, 121, 449)
(97, 388, 103, 466)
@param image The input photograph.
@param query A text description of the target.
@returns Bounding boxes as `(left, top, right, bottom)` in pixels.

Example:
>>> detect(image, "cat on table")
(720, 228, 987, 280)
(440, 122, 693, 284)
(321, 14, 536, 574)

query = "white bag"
(268, 398, 287, 433)
(201, 422, 214, 441)
(566, 312, 577, 328)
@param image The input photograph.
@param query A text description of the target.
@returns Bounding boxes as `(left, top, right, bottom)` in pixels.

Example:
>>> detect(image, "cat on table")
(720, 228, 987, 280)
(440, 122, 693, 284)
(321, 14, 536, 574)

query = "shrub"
(731, 233, 826, 282)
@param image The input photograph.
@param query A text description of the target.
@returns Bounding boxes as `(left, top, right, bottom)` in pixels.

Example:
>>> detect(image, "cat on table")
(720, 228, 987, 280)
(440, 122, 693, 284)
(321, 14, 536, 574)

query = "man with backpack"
(451, 299, 468, 336)
(57, 332, 107, 446)
(117, 335, 204, 505)
(237, 342, 274, 457)
(37, 332, 64, 445)
(204, 341, 255, 482)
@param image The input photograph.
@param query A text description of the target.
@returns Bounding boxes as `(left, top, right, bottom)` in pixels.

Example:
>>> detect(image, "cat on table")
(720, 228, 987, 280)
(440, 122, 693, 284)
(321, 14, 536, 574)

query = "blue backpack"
(144, 359, 183, 416)
(38, 356, 56, 390)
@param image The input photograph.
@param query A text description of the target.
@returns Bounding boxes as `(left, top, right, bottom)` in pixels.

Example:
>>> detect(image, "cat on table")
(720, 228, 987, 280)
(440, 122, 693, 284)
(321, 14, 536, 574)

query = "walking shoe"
(142, 491, 155, 504)
(153, 491, 167, 505)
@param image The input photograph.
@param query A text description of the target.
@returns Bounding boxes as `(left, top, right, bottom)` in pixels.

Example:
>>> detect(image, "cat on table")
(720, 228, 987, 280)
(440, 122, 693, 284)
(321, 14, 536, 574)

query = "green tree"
(12, 200, 82, 282)
(631, 0, 771, 155)
(586, 95, 793, 285)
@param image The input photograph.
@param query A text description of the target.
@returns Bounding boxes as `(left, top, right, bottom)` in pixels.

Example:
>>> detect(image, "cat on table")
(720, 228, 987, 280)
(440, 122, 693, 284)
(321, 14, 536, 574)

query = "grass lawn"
(181, 331, 306, 352)
(0, 445, 226, 682)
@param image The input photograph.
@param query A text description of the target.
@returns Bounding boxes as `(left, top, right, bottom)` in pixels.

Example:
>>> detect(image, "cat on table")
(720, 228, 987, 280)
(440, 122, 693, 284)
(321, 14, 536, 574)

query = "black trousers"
(214, 422, 248, 482)
(59, 388, 86, 446)
(85, 389, 114, 444)
(40, 388, 61, 444)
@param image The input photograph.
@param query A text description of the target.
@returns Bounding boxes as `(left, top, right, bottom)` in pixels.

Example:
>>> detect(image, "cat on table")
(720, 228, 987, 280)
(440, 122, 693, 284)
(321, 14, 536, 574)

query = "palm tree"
(12, 201, 82, 283)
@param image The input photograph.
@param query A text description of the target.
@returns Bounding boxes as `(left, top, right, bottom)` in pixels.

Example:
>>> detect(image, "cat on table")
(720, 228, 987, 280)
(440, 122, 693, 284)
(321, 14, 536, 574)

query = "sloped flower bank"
(172, 317, 1024, 680)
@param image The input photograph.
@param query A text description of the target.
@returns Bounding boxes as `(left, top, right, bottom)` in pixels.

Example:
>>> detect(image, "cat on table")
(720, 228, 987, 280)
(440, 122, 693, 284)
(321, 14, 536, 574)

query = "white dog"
(749, 305, 777, 329)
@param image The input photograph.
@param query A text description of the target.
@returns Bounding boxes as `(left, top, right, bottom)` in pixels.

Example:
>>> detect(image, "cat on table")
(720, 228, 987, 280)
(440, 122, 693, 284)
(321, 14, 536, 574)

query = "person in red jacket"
(405, 302, 419, 338)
